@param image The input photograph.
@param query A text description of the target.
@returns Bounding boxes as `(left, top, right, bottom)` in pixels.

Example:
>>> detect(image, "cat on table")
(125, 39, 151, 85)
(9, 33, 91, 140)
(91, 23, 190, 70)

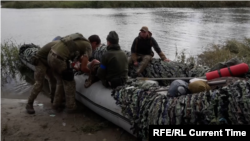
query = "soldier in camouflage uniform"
(129, 26, 171, 78)
(26, 40, 59, 114)
(47, 33, 95, 113)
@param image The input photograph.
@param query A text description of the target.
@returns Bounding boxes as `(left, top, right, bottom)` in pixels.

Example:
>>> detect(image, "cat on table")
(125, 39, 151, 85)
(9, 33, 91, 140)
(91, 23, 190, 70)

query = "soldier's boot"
(84, 75, 100, 88)
(26, 101, 35, 114)
(63, 80, 77, 114)
(26, 82, 43, 114)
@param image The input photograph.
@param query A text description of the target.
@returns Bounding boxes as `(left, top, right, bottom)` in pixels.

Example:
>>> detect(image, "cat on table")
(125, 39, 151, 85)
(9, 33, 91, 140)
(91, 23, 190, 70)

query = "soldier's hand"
(164, 58, 170, 62)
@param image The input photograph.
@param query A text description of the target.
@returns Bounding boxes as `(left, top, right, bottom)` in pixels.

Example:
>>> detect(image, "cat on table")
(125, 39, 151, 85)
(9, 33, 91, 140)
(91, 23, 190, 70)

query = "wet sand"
(1, 80, 137, 141)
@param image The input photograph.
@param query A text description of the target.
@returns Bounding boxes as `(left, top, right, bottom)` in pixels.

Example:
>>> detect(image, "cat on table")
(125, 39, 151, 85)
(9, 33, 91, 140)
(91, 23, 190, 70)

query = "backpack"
(188, 80, 211, 94)
(60, 33, 89, 61)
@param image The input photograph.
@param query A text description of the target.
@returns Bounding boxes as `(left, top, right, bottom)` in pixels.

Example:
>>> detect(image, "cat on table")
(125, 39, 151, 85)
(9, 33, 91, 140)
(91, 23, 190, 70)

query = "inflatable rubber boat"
(19, 43, 250, 140)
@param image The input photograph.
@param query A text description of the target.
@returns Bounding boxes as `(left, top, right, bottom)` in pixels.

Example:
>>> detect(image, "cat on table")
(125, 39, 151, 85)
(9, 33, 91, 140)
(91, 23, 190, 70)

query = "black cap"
(106, 31, 119, 44)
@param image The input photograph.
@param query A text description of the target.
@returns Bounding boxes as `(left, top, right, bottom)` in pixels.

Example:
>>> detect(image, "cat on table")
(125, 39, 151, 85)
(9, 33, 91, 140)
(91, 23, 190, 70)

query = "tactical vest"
(60, 33, 89, 60)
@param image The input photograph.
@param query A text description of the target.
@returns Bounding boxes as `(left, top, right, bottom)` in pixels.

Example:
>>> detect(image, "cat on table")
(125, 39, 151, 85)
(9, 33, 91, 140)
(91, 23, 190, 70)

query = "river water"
(2, 8, 250, 60)
(1, 7, 250, 96)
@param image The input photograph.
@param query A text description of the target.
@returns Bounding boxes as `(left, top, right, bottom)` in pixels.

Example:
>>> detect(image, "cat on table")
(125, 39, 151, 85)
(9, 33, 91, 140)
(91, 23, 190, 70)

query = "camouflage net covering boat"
(93, 44, 213, 85)
(19, 43, 250, 140)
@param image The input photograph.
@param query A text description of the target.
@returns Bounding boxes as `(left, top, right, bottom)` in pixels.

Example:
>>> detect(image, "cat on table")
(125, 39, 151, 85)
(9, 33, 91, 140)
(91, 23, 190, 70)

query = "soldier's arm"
(152, 38, 170, 61)
(78, 43, 93, 73)
(80, 55, 90, 74)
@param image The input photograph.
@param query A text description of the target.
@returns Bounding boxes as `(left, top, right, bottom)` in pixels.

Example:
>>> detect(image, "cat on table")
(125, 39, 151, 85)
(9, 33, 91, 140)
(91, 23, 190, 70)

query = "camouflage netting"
(19, 43, 250, 140)
(111, 78, 250, 139)
(19, 43, 41, 63)
(93, 44, 212, 85)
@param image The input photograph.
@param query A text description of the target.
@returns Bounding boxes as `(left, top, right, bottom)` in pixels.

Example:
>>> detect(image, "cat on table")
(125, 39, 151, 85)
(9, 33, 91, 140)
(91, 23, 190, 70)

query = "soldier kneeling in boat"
(129, 26, 171, 78)
(96, 31, 128, 88)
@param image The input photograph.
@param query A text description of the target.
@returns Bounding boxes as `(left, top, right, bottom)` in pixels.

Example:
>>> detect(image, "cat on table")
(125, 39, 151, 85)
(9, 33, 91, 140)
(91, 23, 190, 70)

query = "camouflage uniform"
(26, 41, 58, 114)
(47, 52, 76, 110)
(47, 33, 92, 111)
(28, 60, 56, 104)
(128, 54, 152, 74)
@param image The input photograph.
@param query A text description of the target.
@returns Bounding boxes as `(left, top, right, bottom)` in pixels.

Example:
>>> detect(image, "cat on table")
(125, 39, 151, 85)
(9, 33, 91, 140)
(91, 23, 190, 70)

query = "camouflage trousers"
(47, 51, 76, 110)
(28, 59, 56, 104)
(128, 54, 152, 74)
(84, 60, 100, 88)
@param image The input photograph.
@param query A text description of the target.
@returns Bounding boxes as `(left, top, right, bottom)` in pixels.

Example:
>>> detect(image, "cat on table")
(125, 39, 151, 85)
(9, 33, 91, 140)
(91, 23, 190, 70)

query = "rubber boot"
(26, 102, 35, 114)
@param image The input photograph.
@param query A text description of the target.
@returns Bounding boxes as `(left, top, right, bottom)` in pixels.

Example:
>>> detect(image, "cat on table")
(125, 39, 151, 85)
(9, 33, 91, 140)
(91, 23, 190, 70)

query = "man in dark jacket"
(97, 31, 128, 88)
(129, 26, 170, 78)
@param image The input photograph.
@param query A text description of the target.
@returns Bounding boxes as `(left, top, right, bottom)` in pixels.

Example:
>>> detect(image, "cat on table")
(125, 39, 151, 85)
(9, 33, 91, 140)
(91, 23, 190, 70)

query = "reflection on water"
(1, 64, 35, 98)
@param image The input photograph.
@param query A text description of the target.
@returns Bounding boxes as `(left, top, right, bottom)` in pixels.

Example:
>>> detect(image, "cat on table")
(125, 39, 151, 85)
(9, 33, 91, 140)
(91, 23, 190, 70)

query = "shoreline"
(1, 80, 137, 141)
(2, 1, 250, 9)
(1, 97, 137, 141)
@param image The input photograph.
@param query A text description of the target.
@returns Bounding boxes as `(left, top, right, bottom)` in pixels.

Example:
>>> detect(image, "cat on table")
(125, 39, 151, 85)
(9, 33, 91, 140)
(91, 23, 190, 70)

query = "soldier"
(72, 35, 101, 88)
(97, 31, 128, 88)
(129, 26, 170, 78)
(47, 33, 100, 113)
(26, 40, 59, 114)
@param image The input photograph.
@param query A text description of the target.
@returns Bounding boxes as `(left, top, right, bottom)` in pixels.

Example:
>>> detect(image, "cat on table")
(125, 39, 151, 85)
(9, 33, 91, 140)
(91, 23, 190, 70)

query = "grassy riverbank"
(1, 41, 23, 84)
(1, 1, 250, 8)
(189, 38, 250, 68)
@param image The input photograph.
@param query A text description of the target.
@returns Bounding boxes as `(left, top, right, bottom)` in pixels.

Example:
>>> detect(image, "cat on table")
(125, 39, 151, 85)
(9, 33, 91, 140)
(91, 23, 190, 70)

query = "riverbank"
(1, 84, 137, 141)
(1, 1, 250, 8)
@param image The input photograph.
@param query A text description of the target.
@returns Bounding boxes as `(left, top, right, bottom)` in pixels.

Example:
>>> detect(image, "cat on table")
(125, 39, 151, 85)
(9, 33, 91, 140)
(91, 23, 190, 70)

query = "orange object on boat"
(205, 63, 249, 80)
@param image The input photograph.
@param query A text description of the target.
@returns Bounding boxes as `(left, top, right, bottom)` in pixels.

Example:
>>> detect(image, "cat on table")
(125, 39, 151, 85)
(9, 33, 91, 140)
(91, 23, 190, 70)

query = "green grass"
(1, 41, 23, 84)
(1, 1, 250, 8)
(174, 38, 250, 68)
